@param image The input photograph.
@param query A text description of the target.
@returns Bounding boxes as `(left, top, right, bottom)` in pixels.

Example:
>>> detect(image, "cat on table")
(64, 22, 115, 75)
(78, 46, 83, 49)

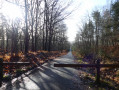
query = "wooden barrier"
(0, 58, 3, 87)
(0, 58, 30, 87)
(54, 59, 119, 84)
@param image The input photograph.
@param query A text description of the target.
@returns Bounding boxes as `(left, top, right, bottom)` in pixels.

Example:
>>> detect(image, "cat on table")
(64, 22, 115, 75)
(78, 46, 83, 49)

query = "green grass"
(3, 74, 11, 82)
(15, 69, 25, 76)
(77, 59, 88, 64)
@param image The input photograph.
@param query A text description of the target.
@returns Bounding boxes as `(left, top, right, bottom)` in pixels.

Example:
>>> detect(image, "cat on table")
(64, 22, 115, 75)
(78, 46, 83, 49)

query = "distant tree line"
(73, 1, 119, 61)
(0, 0, 71, 56)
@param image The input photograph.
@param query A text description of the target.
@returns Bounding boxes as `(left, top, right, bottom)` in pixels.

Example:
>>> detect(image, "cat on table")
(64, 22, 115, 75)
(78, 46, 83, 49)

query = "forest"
(1, 0, 119, 89)
(0, 0, 71, 85)
(73, 0, 119, 89)
(0, 0, 70, 56)
(74, 1, 119, 62)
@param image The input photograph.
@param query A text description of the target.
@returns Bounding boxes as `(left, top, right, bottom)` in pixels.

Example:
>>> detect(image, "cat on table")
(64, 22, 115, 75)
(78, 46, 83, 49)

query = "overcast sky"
(65, 0, 111, 42)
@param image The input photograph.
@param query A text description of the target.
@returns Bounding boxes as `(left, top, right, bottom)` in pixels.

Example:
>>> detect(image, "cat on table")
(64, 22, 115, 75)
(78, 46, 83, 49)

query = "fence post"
(96, 59, 100, 84)
(0, 58, 3, 87)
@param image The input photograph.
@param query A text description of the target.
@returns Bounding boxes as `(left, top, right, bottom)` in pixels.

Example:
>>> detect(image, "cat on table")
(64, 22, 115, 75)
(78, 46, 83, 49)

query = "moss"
(15, 69, 25, 77)
(3, 74, 11, 82)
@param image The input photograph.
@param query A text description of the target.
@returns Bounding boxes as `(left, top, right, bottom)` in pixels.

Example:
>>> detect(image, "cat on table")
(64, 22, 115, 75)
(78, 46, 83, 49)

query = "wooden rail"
(3, 62, 30, 65)
(54, 59, 119, 84)
(0, 58, 30, 87)
(54, 64, 119, 68)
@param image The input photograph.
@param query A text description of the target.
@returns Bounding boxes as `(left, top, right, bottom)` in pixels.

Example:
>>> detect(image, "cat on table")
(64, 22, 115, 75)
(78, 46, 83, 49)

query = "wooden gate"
(54, 59, 119, 84)
(0, 58, 30, 87)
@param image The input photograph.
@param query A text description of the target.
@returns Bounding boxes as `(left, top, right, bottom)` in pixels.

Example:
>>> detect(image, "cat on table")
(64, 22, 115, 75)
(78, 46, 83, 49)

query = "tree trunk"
(25, 0, 29, 54)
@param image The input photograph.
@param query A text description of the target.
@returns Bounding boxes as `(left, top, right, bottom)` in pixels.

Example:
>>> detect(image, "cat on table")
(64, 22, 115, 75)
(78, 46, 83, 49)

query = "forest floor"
(0, 51, 93, 90)
(72, 51, 119, 90)
(1, 50, 119, 90)
(0, 50, 67, 85)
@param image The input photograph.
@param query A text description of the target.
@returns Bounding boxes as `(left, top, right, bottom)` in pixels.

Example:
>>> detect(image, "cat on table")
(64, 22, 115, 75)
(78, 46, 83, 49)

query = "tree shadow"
(5, 80, 13, 90)
(4, 73, 28, 90)
(22, 62, 80, 90)
(3, 51, 81, 90)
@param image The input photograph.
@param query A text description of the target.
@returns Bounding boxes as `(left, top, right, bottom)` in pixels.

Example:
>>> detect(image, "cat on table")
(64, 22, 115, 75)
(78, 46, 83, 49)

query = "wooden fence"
(0, 58, 30, 87)
(54, 59, 119, 84)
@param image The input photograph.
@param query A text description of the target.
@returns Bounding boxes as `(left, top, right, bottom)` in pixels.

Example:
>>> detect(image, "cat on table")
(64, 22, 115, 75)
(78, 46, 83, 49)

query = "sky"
(0, 0, 112, 42)
(65, 0, 110, 42)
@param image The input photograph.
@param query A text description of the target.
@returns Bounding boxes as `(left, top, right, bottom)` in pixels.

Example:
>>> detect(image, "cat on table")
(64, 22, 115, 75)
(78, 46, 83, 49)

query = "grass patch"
(15, 69, 25, 77)
(3, 74, 11, 82)
(77, 59, 88, 64)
